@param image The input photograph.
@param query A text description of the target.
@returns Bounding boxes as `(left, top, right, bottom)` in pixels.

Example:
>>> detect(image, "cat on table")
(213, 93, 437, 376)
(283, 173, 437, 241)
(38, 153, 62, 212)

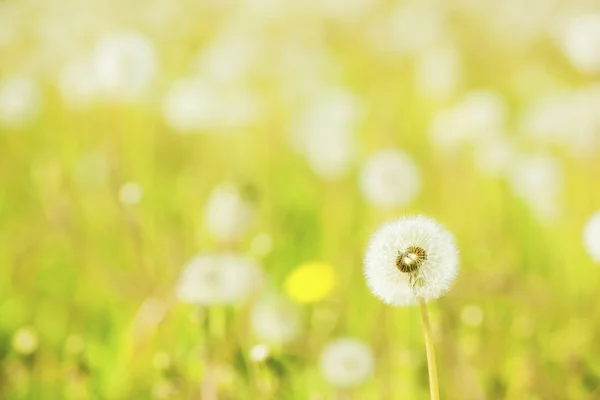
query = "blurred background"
(1, 0, 600, 398)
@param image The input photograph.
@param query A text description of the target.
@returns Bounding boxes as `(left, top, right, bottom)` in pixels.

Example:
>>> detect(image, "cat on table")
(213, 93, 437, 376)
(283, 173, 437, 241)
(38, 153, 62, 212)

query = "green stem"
(419, 299, 439, 400)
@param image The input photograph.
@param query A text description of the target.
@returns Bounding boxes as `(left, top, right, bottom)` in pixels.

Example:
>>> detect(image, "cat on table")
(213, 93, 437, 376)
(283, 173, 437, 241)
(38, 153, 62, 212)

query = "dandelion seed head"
(119, 181, 143, 205)
(556, 12, 600, 74)
(251, 295, 301, 344)
(0, 74, 41, 128)
(249, 344, 270, 362)
(92, 31, 158, 102)
(320, 338, 374, 388)
(12, 327, 38, 355)
(176, 253, 262, 306)
(507, 154, 563, 222)
(583, 211, 600, 263)
(359, 149, 421, 207)
(204, 182, 254, 242)
(364, 215, 459, 306)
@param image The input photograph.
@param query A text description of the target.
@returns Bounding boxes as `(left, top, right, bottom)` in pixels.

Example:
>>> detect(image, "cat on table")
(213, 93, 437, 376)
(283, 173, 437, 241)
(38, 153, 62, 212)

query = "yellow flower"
(284, 261, 336, 303)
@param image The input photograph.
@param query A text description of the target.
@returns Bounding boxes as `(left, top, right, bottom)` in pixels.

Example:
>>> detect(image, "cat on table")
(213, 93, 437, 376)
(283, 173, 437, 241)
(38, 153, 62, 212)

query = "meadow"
(1, 0, 600, 399)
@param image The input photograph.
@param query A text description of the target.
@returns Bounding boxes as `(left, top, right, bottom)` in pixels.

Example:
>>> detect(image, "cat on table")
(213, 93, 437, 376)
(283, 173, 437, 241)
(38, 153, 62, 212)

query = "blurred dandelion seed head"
(251, 295, 301, 344)
(204, 182, 254, 242)
(249, 344, 270, 362)
(555, 12, 600, 74)
(176, 253, 262, 305)
(364, 215, 459, 306)
(119, 181, 143, 205)
(359, 149, 421, 208)
(0, 74, 42, 128)
(284, 261, 336, 304)
(320, 338, 374, 388)
(583, 211, 600, 263)
(12, 327, 39, 355)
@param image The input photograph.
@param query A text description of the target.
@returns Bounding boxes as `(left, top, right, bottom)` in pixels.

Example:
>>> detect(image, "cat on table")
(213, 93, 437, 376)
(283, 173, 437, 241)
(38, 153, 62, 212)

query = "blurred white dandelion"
(430, 90, 507, 152)
(176, 253, 262, 305)
(583, 211, 600, 263)
(461, 304, 484, 327)
(473, 134, 515, 177)
(204, 182, 254, 242)
(119, 181, 143, 205)
(91, 30, 158, 102)
(290, 88, 362, 180)
(162, 77, 261, 133)
(0, 74, 42, 128)
(415, 43, 462, 100)
(250, 233, 273, 257)
(507, 154, 563, 222)
(359, 149, 421, 207)
(370, 1, 446, 55)
(364, 215, 459, 306)
(250, 295, 301, 344)
(520, 85, 600, 157)
(249, 344, 270, 362)
(57, 57, 100, 109)
(320, 338, 374, 388)
(12, 327, 38, 355)
(554, 12, 600, 74)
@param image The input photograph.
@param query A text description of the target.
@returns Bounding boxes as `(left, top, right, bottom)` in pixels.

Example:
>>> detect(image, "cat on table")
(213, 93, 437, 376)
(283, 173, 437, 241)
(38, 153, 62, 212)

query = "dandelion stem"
(419, 299, 439, 400)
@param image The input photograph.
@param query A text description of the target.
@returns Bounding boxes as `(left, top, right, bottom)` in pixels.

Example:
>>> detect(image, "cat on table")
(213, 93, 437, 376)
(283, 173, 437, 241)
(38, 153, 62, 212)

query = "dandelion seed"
(204, 182, 254, 242)
(176, 253, 262, 306)
(320, 338, 374, 388)
(0, 74, 41, 128)
(251, 295, 301, 344)
(364, 215, 459, 306)
(12, 327, 38, 355)
(359, 149, 421, 208)
(284, 261, 336, 304)
(583, 211, 600, 263)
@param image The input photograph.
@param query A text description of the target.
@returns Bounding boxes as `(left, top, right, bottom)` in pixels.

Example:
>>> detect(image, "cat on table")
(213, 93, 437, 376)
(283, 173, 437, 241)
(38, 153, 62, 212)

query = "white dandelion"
(0, 74, 42, 128)
(12, 327, 39, 355)
(204, 182, 254, 242)
(583, 211, 600, 263)
(364, 215, 459, 306)
(290, 88, 362, 180)
(57, 56, 100, 109)
(320, 338, 374, 388)
(250, 295, 301, 344)
(162, 77, 261, 133)
(555, 12, 600, 74)
(364, 215, 458, 400)
(430, 90, 507, 153)
(176, 253, 262, 306)
(507, 154, 563, 222)
(119, 181, 143, 205)
(415, 44, 462, 100)
(91, 30, 158, 102)
(359, 149, 421, 208)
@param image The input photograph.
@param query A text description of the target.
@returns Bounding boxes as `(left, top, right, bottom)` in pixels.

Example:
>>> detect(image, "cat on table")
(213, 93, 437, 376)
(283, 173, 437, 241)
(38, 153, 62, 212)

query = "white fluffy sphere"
(364, 215, 459, 306)
(359, 149, 421, 207)
(583, 211, 600, 263)
(320, 338, 374, 388)
(176, 253, 262, 305)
